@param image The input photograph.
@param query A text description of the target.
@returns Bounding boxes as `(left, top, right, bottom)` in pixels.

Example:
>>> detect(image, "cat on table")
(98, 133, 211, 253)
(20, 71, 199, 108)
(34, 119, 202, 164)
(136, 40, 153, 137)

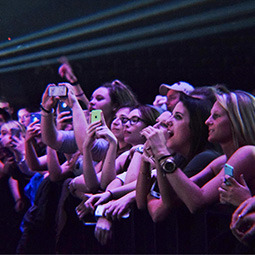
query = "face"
(0, 102, 12, 115)
(89, 87, 112, 121)
(18, 108, 31, 127)
(0, 124, 21, 149)
(111, 107, 130, 141)
(123, 109, 147, 146)
(166, 90, 181, 112)
(153, 111, 172, 139)
(165, 102, 191, 155)
(205, 101, 232, 144)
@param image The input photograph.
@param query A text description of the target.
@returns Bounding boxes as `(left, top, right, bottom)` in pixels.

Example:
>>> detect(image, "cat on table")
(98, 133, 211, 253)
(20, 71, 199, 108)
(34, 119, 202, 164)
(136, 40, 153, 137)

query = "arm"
(47, 146, 79, 182)
(165, 146, 255, 213)
(82, 121, 102, 193)
(25, 121, 47, 171)
(40, 84, 64, 150)
(96, 123, 118, 190)
(58, 61, 89, 108)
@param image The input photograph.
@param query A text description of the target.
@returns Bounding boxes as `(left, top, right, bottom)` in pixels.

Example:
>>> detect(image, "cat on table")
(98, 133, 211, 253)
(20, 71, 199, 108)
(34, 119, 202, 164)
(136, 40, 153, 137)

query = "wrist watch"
(160, 157, 177, 174)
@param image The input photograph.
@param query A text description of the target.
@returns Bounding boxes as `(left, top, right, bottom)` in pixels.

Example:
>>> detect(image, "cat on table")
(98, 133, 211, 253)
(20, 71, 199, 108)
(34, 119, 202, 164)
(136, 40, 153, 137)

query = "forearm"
(83, 149, 100, 193)
(108, 180, 137, 199)
(25, 140, 47, 171)
(100, 142, 117, 190)
(72, 102, 88, 153)
(8, 177, 21, 202)
(41, 111, 62, 150)
(136, 160, 152, 209)
(72, 84, 89, 109)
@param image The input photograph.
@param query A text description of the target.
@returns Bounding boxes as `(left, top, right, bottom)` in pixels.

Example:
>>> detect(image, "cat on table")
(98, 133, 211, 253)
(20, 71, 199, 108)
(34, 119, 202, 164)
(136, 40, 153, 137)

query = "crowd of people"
(0, 59, 255, 254)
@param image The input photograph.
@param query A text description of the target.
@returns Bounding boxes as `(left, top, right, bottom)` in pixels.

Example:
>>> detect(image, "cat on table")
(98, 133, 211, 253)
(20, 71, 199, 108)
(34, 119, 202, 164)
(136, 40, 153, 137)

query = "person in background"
(153, 81, 194, 112)
(0, 96, 14, 118)
(17, 108, 32, 128)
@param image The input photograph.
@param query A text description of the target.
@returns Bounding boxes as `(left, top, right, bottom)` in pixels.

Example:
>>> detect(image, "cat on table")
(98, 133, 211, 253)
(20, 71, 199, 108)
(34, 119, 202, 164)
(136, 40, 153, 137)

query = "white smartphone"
(95, 204, 130, 218)
(48, 85, 67, 97)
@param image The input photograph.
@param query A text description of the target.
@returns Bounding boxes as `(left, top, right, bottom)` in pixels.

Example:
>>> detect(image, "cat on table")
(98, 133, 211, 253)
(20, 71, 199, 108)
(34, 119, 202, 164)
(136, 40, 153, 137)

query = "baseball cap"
(159, 81, 194, 96)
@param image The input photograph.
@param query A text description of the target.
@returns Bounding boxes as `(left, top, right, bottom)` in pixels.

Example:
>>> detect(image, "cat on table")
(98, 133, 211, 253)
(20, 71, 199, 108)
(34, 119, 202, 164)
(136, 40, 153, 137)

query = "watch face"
(162, 159, 176, 173)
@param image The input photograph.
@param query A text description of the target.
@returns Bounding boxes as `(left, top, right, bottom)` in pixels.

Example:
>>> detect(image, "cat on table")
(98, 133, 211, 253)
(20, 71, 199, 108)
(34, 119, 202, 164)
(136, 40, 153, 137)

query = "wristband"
(157, 154, 172, 162)
(70, 81, 79, 86)
(107, 190, 114, 200)
(40, 104, 52, 114)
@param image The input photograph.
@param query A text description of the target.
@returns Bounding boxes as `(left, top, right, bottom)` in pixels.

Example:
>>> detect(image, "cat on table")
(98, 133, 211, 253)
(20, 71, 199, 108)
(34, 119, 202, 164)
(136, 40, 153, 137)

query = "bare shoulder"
(234, 145, 255, 158)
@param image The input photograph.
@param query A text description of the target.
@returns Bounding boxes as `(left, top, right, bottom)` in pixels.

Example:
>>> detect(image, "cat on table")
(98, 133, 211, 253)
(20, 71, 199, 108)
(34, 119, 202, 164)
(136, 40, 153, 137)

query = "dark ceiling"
(0, 0, 254, 113)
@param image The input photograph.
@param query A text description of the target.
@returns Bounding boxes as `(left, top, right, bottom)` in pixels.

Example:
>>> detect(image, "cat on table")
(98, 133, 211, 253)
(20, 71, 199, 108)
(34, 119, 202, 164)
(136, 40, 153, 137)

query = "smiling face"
(123, 109, 147, 146)
(165, 102, 191, 156)
(89, 87, 113, 122)
(205, 101, 232, 145)
(111, 107, 131, 141)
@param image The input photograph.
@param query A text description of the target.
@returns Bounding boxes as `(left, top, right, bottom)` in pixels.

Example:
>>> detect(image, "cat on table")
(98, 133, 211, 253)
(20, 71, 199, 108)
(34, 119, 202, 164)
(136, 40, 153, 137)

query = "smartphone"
(58, 102, 72, 123)
(95, 204, 130, 219)
(90, 109, 102, 123)
(48, 85, 67, 97)
(30, 113, 41, 124)
(150, 180, 161, 199)
(224, 163, 234, 186)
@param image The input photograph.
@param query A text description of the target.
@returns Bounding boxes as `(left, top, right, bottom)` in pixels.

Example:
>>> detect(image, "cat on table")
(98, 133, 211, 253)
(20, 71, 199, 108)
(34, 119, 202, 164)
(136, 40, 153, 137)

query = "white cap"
(159, 81, 194, 96)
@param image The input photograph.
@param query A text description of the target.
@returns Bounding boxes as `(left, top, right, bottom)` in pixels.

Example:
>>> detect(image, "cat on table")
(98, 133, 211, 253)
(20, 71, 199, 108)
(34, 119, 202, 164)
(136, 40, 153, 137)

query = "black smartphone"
(11, 128, 21, 138)
(58, 101, 72, 123)
(30, 113, 41, 124)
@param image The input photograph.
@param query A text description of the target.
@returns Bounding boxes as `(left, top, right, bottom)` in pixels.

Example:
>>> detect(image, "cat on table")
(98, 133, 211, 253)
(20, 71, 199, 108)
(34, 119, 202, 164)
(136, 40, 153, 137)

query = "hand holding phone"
(224, 163, 234, 186)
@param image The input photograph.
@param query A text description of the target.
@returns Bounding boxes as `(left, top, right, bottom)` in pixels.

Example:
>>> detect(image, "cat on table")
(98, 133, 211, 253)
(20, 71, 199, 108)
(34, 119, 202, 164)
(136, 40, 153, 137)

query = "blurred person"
(17, 108, 32, 128)
(0, 107, 11, 129)
(0, 96, 14, 117)
(153, 81, 194, 112)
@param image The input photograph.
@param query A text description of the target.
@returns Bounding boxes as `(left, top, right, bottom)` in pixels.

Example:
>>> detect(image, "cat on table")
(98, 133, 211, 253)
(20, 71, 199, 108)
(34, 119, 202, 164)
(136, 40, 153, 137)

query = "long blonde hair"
(216, 87, 255, 150)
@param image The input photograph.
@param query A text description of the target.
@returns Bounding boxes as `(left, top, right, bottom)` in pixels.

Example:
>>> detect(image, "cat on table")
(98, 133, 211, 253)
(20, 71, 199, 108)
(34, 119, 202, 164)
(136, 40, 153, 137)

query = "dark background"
(0, 0, 254, 116)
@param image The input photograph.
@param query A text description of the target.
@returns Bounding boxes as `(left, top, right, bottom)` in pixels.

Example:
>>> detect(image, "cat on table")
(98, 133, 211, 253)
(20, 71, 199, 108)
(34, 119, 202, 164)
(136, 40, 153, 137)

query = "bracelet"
(40, 104, 52, 114)
(75, 92, 84, 97)
(107, 190, 114, 200)
(157, 154, 172, 162)
(71, 81, 79, 86)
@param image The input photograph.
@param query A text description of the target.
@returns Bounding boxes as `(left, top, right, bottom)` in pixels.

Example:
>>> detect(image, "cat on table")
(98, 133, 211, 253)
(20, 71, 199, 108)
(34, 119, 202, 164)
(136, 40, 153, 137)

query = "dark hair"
(190, 86, 217, 105)
(136, 104, 160, 127)
(0, 108, 11, 122)
(102, 79, 138, 111)
(179, 94, 214, 160)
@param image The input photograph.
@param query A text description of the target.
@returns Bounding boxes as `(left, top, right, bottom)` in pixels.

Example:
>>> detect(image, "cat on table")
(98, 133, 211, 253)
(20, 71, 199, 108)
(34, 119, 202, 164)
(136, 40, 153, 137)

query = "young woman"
(75, 105, 160, 247)
(137, 94, 220, 222)
(40, 79, 137, 156)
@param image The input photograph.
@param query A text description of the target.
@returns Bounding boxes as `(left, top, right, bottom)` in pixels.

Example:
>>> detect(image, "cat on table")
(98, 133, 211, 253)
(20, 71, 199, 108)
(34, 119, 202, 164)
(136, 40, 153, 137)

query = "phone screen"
(90, 109, 102, 123)
(224, 164, 234, 185)
(30, 113, 41, 124)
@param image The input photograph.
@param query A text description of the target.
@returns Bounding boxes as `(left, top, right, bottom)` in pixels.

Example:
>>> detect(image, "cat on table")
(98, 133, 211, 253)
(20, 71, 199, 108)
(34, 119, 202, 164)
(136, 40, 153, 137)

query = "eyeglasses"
(121, 116, 146, 126)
